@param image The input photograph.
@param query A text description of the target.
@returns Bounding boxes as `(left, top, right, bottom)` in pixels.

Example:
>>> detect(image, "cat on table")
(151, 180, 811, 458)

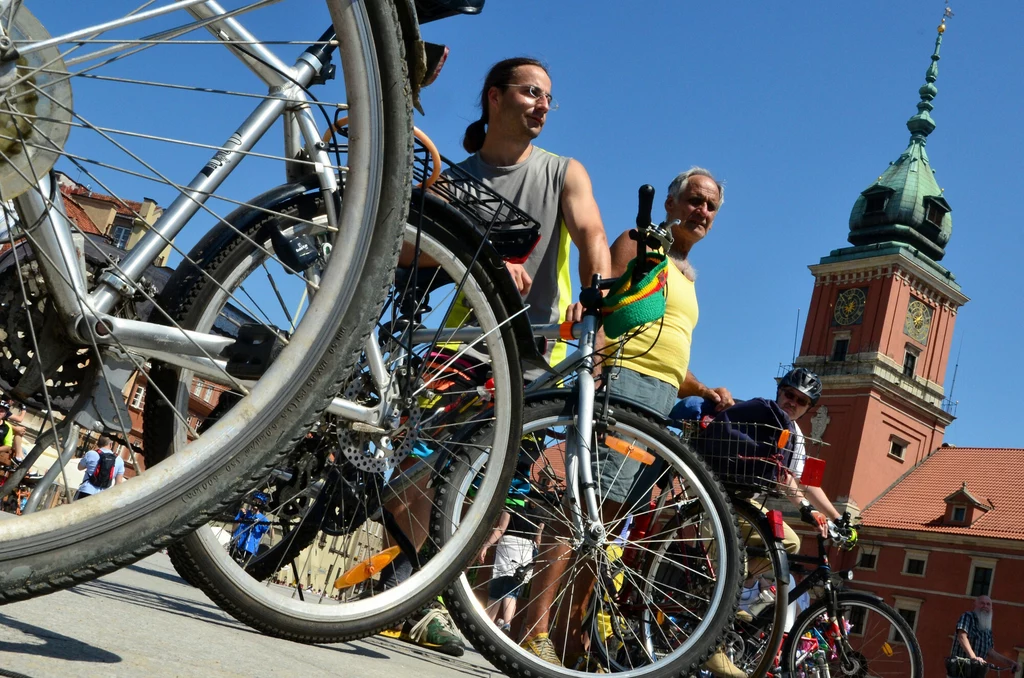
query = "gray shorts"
(592, 367, 677, 508)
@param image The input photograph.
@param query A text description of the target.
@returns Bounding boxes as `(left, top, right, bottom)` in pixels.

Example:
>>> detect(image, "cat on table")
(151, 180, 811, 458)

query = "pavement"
(0, 552, 503, 678)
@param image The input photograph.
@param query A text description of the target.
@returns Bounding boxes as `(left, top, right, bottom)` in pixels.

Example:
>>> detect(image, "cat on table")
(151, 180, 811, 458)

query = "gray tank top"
(458, 147, 572, 325)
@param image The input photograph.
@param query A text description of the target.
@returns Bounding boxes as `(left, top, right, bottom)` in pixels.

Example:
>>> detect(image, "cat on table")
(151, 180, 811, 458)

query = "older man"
(947, 596, 1019, 677)
(519, 167, 735, 669)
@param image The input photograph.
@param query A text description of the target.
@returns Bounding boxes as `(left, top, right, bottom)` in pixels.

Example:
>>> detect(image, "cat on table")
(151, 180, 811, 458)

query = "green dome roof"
(847, 27, 952, 263)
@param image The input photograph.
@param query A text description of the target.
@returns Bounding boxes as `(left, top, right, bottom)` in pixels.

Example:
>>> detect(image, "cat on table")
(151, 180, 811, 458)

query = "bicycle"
(130, 140, 543, 641)
(0, 0, 418, 601)
(776, 516, 923, 677)
(431, 186, 744, 677)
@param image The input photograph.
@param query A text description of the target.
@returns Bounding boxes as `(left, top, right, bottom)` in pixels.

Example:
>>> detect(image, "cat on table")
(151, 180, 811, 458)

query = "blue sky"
(414, 1, 1024, 448)
(31, 2, 1021, 448)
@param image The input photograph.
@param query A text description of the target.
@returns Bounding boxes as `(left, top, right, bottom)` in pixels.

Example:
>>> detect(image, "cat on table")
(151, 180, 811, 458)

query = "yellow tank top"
(616, 260, 697, 390)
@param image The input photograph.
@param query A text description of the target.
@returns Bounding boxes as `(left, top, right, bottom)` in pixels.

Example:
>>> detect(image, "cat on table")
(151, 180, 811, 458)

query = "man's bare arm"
(561, 159, 610, 286)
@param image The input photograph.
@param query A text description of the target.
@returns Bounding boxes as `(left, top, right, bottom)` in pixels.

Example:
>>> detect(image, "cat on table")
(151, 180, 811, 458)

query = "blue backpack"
(690, 398, 796, 491)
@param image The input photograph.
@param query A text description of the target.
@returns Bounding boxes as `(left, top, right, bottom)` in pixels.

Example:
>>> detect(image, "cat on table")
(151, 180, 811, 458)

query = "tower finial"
(906, 5, 952, 143)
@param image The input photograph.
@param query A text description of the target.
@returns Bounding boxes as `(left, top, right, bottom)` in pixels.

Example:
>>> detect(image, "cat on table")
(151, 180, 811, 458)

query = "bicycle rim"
(0, 0, 411, 600)
(440, 399, 741, 678)
(164, 215, 523, 641)
(782, 592, 923, 678)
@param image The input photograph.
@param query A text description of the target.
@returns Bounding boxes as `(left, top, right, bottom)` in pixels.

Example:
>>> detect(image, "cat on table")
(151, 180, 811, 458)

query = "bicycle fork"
(564, 312, 607, 549)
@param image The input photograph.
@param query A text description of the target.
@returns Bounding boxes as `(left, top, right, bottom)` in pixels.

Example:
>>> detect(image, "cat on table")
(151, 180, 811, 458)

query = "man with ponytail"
(457, 57, 610, 339)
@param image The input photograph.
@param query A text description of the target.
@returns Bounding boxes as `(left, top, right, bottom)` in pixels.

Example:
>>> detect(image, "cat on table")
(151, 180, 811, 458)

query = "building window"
(865, 194, 888, 214)
(193, 379, 204, 396)
(903, 350, 918, 378)
(847, 605, 867, 636)
(857, 547, 879, 571)
(952, 506, 967, 522)
(888, 439, 907, 461)
(831, 337, 849, 362)
(890, 597, 922, 643)
(970, 566, 994, 597)
(926, 202, 946, 227)
(966, 558, 997, 597)
(902, 551, 928, 577)
(129, 384, 145, 409)
(111, 224, 132, 250)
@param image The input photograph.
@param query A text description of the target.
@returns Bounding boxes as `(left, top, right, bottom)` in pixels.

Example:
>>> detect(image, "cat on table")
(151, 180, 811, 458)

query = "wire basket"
(681, 419, 826, 497)
(411, 139, 542, 263)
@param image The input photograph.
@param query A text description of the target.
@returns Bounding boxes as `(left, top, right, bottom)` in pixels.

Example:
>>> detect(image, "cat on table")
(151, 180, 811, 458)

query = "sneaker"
(400, 601, 465, 657)
(521, 632, 562, 666)
(569, 653, 609, 673)
(703, 648, 746, 678)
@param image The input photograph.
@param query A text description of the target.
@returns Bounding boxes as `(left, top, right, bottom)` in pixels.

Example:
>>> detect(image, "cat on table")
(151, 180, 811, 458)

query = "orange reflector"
(604, 436, 655, 465)
(766, 509, 787, 540)
(800, 457, 826, 488)
(777, 429, 791, 449)
(881, 642, 893, 657)
(559, 322, 576, 341)
(656, 610, 665, 625)
(334, 545, 402, 590)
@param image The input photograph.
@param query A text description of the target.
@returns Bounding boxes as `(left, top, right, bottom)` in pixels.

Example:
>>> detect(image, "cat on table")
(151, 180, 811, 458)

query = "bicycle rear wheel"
(0, 0, 411, 601)
(780, 591, 924, 678)
(436, 398, 742, 678)
(156, 205, 523, 642)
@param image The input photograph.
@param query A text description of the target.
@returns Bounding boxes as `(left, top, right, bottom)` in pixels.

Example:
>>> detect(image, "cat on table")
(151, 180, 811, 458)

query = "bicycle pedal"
(225, 324, 285, 379)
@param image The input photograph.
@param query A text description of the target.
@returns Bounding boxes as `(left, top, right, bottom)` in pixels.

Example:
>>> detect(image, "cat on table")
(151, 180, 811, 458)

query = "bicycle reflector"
(766, 509, 787, 540)
(800, 457, 826, 488)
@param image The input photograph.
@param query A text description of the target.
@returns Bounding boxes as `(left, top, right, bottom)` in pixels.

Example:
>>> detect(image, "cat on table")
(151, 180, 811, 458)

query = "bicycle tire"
(0, 0, 411, 602)
(724, 499, 790, 677)
(437, 397, 743, 678)
(779, 591, 924, 678)
(159, 208, 523, 642)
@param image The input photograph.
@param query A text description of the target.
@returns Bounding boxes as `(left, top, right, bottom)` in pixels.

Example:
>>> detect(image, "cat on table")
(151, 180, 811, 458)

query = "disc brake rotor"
(337, 372, 422, 474)
(0, 6, 73, 200)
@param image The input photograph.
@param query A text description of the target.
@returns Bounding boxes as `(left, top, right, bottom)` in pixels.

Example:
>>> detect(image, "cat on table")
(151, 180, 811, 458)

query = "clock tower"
(794, 19, 969, 515)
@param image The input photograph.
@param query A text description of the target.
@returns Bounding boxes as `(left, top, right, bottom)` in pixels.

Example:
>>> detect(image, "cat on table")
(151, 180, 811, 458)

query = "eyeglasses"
(780, 389, 812, 409)
(502, 83, 558, 110)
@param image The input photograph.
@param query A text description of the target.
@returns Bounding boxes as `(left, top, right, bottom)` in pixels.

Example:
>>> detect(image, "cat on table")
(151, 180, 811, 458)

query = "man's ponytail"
(462, 118, 487, 153)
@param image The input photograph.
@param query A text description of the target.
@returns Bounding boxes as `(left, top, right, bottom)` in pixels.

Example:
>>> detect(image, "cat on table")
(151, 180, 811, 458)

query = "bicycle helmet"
(778, 368, 822, 405)
(251, 491, 271, 508)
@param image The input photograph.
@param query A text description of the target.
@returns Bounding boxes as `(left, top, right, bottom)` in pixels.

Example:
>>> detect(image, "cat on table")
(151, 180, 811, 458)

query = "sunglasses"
(780, 389, 812, 409)
(501, 83, 558, 110)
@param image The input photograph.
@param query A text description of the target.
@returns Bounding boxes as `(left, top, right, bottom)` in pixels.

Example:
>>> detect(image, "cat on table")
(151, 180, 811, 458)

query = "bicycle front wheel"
(780, 591, 924, 678)
(437, 398, 742, 678)
(0, 0, 411, 601)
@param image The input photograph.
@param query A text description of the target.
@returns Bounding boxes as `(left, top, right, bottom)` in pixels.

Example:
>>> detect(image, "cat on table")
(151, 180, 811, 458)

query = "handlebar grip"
(636, 184, 655, 230)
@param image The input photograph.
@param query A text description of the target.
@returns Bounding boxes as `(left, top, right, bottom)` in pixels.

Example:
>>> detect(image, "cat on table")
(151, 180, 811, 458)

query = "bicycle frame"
(9, 2, 340, 389)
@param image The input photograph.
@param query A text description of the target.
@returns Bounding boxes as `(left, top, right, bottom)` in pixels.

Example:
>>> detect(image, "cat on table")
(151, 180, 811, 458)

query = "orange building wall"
(848, 533, 1024, 675)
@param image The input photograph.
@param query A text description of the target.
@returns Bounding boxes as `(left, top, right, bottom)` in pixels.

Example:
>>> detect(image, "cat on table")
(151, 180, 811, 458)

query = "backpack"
(90, 450, 118, 489)
(691, 398, 796, 491)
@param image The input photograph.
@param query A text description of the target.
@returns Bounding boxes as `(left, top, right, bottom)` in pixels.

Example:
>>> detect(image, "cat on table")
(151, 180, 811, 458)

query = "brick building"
(777, 21, 1024, 677)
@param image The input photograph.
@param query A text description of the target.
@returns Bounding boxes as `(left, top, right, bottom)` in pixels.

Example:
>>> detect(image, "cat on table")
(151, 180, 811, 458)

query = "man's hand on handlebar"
(564, 302, 584, 324)
(505, 262, 532, 295)
(800, 500, 829, 538)
(704, 386, 735, 411)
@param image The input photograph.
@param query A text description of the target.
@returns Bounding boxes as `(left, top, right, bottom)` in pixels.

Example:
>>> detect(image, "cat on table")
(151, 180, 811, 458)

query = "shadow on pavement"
(69, 578, 245, 634)
(123, 561, 191, 588)
(348, 636, 496, 677)
(0, 613, 122, 665)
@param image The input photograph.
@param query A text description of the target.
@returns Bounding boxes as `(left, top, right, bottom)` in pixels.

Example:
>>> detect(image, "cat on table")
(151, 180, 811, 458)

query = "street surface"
(0, 552, 501, 678)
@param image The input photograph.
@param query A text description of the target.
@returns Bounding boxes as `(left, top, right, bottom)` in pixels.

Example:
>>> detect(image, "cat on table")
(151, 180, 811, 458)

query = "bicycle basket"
(686, 398, 824, 496)
(411, 142, 542, 264)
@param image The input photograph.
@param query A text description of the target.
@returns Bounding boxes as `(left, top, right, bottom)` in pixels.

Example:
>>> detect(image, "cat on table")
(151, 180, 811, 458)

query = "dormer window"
(952, 506, 966, 522)
(923, 195, 951, 229)
(861, 186, 894, 216)
(865, 194, 887, 214)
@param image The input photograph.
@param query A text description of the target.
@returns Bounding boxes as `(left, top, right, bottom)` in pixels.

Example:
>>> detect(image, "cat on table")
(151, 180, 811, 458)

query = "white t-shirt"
(788, 422, 807, 482)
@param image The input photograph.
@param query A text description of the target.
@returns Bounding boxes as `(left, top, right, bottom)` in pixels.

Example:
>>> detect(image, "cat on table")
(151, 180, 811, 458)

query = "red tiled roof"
(58, 186, 103, 236)
(860, 446, 1024, 540)
(63, 184, 145, 217)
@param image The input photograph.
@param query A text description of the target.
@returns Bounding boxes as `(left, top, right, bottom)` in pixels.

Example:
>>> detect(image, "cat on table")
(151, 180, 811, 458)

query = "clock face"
(904, 299, 933, 344)
(833, 288, 867, 326)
